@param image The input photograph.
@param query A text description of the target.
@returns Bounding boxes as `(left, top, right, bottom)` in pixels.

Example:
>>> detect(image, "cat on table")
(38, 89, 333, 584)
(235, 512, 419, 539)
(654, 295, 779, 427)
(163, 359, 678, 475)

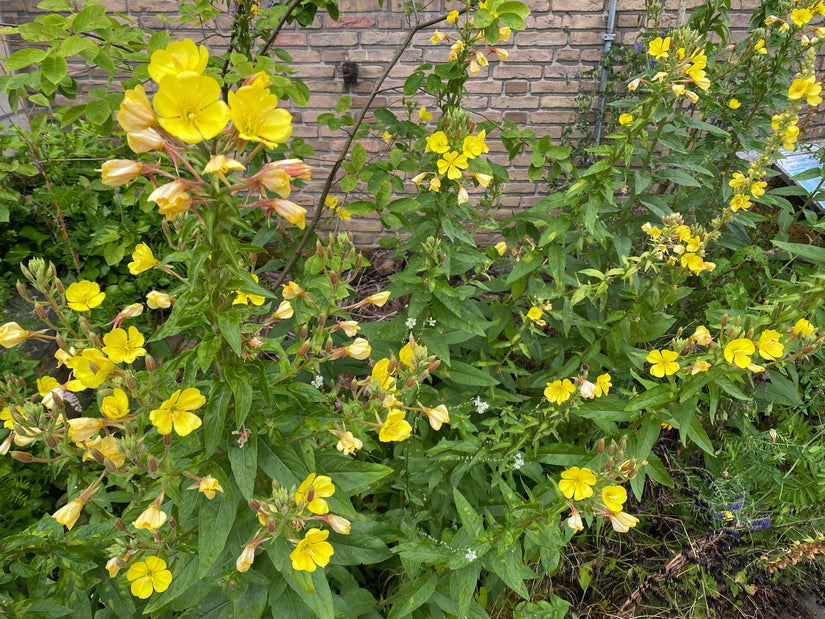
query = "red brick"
(325, 16, 376, 29)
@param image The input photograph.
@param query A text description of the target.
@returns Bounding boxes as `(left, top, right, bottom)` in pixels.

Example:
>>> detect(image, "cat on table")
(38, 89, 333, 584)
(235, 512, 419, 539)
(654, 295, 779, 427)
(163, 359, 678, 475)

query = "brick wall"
(1, 0, 823, 244)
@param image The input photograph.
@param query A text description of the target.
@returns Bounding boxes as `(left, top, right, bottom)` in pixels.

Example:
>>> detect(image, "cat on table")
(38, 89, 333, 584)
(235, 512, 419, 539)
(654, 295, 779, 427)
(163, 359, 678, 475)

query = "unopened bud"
(11, 451, 33, 462)
(598, 438, 605, 454)
(351, 378, 358, 391)
(104, 458, 118, 473)
(721, 314, 728, 328)
(297, 342, 310, 357)
(734, 316, 741, 327)
(144, 355, 156, 372)
(162, 220, 171, 237)
(327, 246, 334, 261)
(607, 441, 617, 456)
(300, 326, 309, 339)
(604, 457, 613, 469)
(355, 254, 363, 269)
(329, 272, 338, 285)
(802, 345, 816, 354)
(115, 519, 126, 531)
(316, 240, 324, 258)
(619, 435, 627, 451)
(168, 518, 176, 529)
(125, 375, 138, 391)
(16, 282, 31, 301)
(79, 317, 92, 334)
(249, 499, 261, 511)
(147, 456, 158, 474)
(56, 335, 67, 350)
(325, 338, 333, 354)
(35, 305, 49, 321)
(163, 434, 172, 447)
(91, 448, 105, 465)
(44, 432, 60, 449)
(55, 279, 65, 295)
(90, 333, 103, 348)
(406, 376, 416, 388)
(427, 360, 440, 373)
(318, 313, 327, 327)
(267, 519, 276, 533)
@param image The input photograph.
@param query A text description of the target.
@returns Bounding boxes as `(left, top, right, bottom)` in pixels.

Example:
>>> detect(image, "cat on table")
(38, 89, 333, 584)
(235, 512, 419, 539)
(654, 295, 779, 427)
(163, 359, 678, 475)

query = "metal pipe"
(594, 0, 619, 145)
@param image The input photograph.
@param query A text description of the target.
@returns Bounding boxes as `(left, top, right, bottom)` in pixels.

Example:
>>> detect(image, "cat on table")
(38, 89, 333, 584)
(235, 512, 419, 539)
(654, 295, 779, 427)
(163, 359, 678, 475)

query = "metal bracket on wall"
(601, 33, 616, 41)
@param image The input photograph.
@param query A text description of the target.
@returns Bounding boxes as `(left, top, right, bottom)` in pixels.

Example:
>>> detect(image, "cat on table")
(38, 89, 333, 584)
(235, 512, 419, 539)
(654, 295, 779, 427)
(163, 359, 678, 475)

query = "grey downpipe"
(594, 0, 619, 145)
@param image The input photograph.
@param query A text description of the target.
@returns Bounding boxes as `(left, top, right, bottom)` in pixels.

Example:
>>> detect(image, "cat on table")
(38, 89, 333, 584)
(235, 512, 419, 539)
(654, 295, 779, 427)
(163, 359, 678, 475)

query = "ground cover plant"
(1, 0, 825, 616)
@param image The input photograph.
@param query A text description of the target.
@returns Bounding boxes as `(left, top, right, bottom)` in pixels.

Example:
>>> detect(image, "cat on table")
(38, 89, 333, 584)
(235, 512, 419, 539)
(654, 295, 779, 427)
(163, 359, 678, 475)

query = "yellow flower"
(729, 194, 752, 212)
(399, 342, 414, 367)
(646, 349, 680, 377)
(67, 417, 103, 443)
(680, 252, 705, 275)
(447, 9, 459, 23)
(66, 281, 105, 312)
(526, 306, 542, 321)
(273, 300, 293, 320)
(425, 404, 450, 431)
(203, 154, 245, 175)
(462, 130, 488, 158)
(691, 325, 713, 346)
(345, 338, 371, 360)
(336, 431, 363, 455)
(728, 98, 740, 109)
(37, 376, 59, 397)
(0, 322, 28, 348)
(558, 466, 596, 501)
(101, 388, 130, 419)
(728, 172, 747, 188)
(750, 181, 767, 199)
(153, 73, 230, 143)
(425, 130, 450, 154)
(429, 176, 441, 192)
(258, 165, 292, 198)
(567, 510, 584, 531)
(82, 435, 125, 468)
(271, 199, 306, 229)
(102, 326, 146, 364)
(628, 78, 642, 91)
(724, 338, 755, 369)
(579, 379, 598, 399)
(382, 130, 393, 143)
(133, 504, 168, 531)
(792, 318, 815, 336)
(379, 408, 412, 442)
(236, 544, 256, 573)
(295, 473, 336, 515)
(127, 127, 165, 153)
(791, 8, 813, 26)
(647, 36, 671, 60)
(788, 77, 823, 106)
(282, 281, 303, 299)
(371, 358, 396, 391)
(149, 387, 205, 436)
(328, 514, 351, 535)
(101, 160, 142, 187)
(197, 476, 224, 499)
(475, 173, 493, 187)
(619, 113, 633, 125)
(475, 51, 489, 68)
(689, 359, 711, 374)
(128, 243, 159, 275)
(499, 26, 511, 41)
(368, 291, 391, 307)
(126, 555, 172, 599)
(66, 349, 114, 391)
(756, 329, 784, 361)
(146, 291, 174, 309)
(429, 30, 447, 44)
(148, 38, 209, 83)
(754, 38, 767, 54)
(595, 373, 612, 397)
(601, 485, 627, 512)
(418, 106, 432, 121)
(609, 510, 639, 533)
(52, 498, 84, 530)
(148, 180, 192, 220)
(457, 185, 469, 204)
(437, 150, 469, 180)
(544, 378, 575, 404)
(290, 529, 334, 572)
(495, 241, 507, 255)
(233, 273, 267, 306)
(118, 84, 156, 133)
(228, 85, 293, 148)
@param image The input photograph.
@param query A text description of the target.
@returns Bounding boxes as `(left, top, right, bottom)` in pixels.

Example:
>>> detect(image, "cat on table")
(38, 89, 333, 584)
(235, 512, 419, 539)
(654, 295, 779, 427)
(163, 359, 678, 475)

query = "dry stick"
(272, 12, 449, 289)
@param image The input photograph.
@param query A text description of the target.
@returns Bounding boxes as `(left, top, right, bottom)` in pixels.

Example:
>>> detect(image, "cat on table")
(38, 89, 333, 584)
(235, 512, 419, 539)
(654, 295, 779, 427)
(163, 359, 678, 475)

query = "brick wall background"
(1, 0, 823, 244)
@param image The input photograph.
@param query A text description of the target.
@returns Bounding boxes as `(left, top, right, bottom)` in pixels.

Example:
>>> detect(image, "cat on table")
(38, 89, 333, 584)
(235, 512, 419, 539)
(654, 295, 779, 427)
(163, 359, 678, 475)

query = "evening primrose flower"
(558, 466, 596, 501)
(126, 556, 172, 599)
(66, 281, 105, 312)
(526, 306, 543, 322)
(756, 330, 784, 361)
(128, 243, 159, 275)
(579, 379, 597, 399)
(82, 435, 125, 467)
(271, 199, 306, 229)
(499, 26, 511, 41)
(118, 85, 156, 133)
(595, 373, 612, 397)
(368, 291, 391, 307)
(328, 514, 351, 535)
(647, 36, 671, 60)
(295, 473, 335, 514)
(202, 154, 245, 175)
(692, 325, 713, 346)
(418, 106, 432, 121)
(189, 475, 223, 499)
(495, 241, 507, 255)
(228, 85, 293, 148)
(66, 349, 114, 391)
(425, 130, 450, 154)
(792, 318, 815, 336)
(475, 173, 493, 187)
(149, 388, 205, 436)
(148, 38, 209, 83)
(102, 326, 146, 364)
(146, 291, 174, 309)
(282, 281, 303, 299)
(462, 131, 488, 158)
(236, 544, 256, 573)
(437, 150, 469, 180)
(133, 504, 168, 531)
(290, 529, 334, 572)
(148, 180, 192, 220)
(457, 185, 469, 204)
(724, 338, 755, 369)
(336, 431, 363, 455)
(429, 176, 441, 192)
(52, 498, 84, 530)
(127, 128, 164, 154)
(371, 358, 396, 391)
(258, 165, 291, 198)
(101, 160, 142, 187)
(447, 9, 459, 23)
(646, 349, 680, 377)
(233, 274, 267, 306)
(101, 388, 130, 420)
(399, 342, 414, 367)
(619, 113, 633, 125)
(345, 338, 371, 360)
(429, 30, 447, 44)
(0, 322, 28, 348)
(609, 510, 639, 533)
(544, 379, 575, 404)
(153, 73, 230, 143)
(728, 98, 740, 109)
(601, 485, 627, 512)
(67, 418, 103, 443)
(339, 320, 359, 337)
(272, 301, 293, 319)
(754, 39, 767, 54)
(379, 409, 412, 442)
(424, 404, 450, 430)
(689, 359, 711, 374)
(791, 8, 814, 26)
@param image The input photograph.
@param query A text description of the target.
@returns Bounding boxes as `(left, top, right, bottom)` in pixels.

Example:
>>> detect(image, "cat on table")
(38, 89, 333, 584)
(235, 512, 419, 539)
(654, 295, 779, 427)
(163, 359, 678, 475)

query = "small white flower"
(426, 317, 437, 327)
(473, 396, 489, 415)
(513, 452, 525, 470)
(464, 549, 477, 562)
(405, 317, 417, 330)
(311, 374, 324, 389)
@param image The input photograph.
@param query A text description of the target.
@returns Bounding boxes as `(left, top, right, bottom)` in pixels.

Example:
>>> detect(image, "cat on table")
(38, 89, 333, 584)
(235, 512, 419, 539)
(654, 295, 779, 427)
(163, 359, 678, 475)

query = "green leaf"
(335, 95, 352, 114)
(85, 99, 110, 125)
(625, 384, 676, 412)
(37, 0, 72, 9)
(441, 360, 499, 387)
(71, 5, 108, 32)
(328, 531, 393, 565)
(218, 313, 242, 355)
(14, 599, 74, 618)
(387, 573, 438, 619)
(679, 115, 729, 137)
(351, 143, 366, 171)
(266, 538, 334, 619)
(4, 48, 47, 71)
(41, 54, 68, 85)
(315, 452, 392, 494)
(453, 488, 483, 537)
(340, 175, 357, 192)
(229, 433, 257, 500)
(198, 486, 236, 577)
(771, 240, 825, 264)
(230, 365, 254, 427)
(203, 385, 229, 457)
(404, 70, 424, 95)
(686, 417, 715, 454)
(655, 168, 700, 187)
(483, 546, 533, 599)
(497, 1, 532, 19)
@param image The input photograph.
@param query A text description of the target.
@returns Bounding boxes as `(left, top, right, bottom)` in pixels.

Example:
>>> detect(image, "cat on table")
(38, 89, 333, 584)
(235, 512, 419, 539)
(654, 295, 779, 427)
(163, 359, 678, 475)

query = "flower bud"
(236, 543, 256, 573)
(127, 128, 164, 154)
(297, 342, 310, 357)
(35, 305, 49, 322)
(12, 451, 33, 462)
(328, 514, 352, 535)
(144, 355, 156, 372)
(0, 322, 29, 348)
(248, 499, 261, 512)
(101, 160, 143, 187)
(55, 279, 65, 295)
(16, 282, 31, 301)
